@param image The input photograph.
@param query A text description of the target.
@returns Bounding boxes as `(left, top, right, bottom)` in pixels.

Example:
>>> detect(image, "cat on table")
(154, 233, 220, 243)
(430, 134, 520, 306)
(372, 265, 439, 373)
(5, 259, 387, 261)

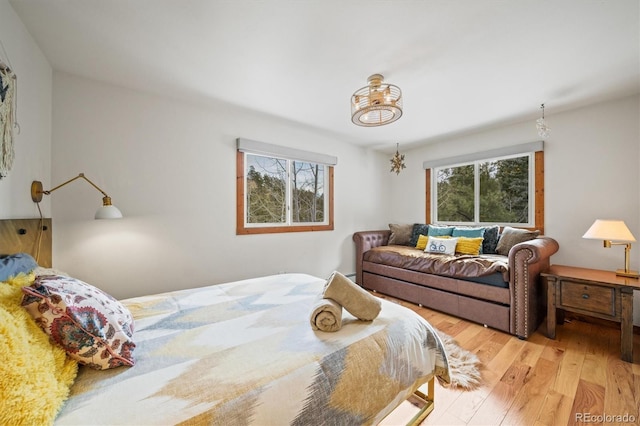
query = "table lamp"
(582, 219, 638, 278)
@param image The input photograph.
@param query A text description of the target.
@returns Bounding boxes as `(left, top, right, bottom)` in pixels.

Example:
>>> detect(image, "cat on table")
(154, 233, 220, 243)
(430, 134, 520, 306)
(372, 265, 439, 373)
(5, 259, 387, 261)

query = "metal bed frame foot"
(406, 377, 435, 426)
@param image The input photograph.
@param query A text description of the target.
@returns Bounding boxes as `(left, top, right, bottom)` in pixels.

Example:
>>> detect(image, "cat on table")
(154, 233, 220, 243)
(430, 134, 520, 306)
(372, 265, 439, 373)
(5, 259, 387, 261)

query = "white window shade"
(423, 141, 543, 169)
(237, 138, 338, 166)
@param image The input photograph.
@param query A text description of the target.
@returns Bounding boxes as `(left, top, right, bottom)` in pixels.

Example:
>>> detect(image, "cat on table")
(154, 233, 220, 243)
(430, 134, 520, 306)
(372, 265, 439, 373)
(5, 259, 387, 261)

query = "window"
(435, 153, 532, 225)
(236, 139, 335, 234)
(425, 142, 544, 232)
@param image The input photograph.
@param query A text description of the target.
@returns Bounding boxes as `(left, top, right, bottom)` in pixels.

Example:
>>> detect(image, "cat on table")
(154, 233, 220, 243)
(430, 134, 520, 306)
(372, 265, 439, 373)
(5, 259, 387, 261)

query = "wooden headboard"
(0, 218, 52, 267)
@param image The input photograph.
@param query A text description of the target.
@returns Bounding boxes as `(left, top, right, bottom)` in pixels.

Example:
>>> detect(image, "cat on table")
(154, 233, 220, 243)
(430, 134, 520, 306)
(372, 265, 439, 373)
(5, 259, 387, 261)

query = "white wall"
(389, 95, 640, 324)
(51, 72, 389, 298)
(0, 0, 51, 218)
(5, 0, 639, 323)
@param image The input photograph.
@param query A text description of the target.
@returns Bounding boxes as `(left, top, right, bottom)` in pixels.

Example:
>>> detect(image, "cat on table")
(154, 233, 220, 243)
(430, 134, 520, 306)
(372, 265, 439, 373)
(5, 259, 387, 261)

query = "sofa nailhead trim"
(514, 248, 533, 338)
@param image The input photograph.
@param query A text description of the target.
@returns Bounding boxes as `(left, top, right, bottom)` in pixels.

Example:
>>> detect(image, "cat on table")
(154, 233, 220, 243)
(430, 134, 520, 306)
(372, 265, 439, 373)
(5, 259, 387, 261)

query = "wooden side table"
(542, 265, 639, 363)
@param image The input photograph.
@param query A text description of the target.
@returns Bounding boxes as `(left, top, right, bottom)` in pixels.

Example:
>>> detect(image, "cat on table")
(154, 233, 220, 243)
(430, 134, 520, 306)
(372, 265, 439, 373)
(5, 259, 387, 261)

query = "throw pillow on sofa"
(495, 226, 540, 256)
(427, 225, 454, 237)
(416, 234, 429, 250)
(452, 227, 486, 253)
(455, 237, 484, 255)
(388, 223, 414, 246)
(452, 226, 485, 238)
(409, 224, 430, 246)
(482, 225, 500, 254)
(425, 236, 458, 255)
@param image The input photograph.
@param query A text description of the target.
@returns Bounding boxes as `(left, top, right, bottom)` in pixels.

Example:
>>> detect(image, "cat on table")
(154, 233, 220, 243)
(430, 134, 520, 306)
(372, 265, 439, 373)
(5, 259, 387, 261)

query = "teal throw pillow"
(452, 227, 486, 253)
(427, 225, 454, 237)
(452, 227, 486, 238)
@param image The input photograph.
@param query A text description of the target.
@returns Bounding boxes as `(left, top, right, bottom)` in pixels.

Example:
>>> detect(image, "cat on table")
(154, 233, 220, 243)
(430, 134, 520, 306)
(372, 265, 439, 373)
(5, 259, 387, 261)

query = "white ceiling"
(9, 0, 640, 152)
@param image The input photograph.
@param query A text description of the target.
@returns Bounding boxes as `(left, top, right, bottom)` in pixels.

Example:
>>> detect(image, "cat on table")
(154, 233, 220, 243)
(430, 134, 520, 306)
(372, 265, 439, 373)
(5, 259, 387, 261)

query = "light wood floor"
(378, 294, 640, 426)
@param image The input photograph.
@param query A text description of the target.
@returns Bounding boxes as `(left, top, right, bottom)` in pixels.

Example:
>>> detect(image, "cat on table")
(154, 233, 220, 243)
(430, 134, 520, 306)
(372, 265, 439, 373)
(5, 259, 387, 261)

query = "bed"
(0, 219, 450, 425)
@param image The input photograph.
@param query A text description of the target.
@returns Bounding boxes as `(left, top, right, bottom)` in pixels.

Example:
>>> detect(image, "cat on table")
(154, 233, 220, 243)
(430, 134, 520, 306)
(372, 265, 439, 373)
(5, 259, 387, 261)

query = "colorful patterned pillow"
(21, 275, 136, 370)
(455, 237, 484, 255)
(425, 236, 458, 255)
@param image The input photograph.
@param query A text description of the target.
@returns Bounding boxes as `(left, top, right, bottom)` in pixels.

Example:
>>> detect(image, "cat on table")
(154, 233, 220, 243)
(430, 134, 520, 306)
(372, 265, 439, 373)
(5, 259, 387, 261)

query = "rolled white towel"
(323, 271, 381, 321)
(309, 296, 343, 332)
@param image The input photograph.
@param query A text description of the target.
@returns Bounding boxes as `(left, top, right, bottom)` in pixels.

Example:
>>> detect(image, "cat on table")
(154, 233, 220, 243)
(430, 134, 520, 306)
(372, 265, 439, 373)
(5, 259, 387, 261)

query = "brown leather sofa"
(353, 230, 559, 339)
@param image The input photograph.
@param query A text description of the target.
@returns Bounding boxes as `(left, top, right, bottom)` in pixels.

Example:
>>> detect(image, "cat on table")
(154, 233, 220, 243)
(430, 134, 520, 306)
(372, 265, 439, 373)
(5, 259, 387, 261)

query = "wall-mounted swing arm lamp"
(31, 173, 123, 219)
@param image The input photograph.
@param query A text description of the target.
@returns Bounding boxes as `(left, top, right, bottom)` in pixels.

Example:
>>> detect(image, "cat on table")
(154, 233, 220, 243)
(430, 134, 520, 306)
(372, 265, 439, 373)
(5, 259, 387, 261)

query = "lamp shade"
(95, 205, 123, 220)
(582, 220, 636, 242)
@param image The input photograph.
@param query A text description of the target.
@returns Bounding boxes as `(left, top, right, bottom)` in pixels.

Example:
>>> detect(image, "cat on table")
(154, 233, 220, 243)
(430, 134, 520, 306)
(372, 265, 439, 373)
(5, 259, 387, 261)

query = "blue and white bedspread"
(55, 273, 450, 425)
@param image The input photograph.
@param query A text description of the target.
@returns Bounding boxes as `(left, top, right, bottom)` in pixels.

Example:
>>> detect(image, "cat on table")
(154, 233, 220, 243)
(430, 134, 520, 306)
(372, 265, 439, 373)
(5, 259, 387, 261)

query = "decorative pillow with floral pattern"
(21, 275, 135, 370)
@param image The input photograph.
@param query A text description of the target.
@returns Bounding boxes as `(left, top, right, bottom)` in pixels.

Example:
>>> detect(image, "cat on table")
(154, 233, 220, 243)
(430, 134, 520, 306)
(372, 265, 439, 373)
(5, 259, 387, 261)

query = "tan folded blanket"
(323, 271, 381, 321)
(309, 296, 343, 332)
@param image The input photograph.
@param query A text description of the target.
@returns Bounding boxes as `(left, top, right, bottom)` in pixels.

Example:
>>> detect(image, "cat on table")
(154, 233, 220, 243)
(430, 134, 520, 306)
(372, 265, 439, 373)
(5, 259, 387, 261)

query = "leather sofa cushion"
(363, 245, 509, 282)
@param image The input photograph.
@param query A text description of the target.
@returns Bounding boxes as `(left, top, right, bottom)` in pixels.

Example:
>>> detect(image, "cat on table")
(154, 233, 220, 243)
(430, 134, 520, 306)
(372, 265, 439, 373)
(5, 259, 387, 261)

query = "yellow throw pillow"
(416, 234, 429, 250)
(0, 273, 78, 425)
(456, 237, 484, 255)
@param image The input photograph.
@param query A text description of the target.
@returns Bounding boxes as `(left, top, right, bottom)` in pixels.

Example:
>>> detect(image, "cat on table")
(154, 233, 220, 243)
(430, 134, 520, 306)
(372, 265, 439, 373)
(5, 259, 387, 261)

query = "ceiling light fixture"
(390, 143, 406, 175)
(536, 103, 550, 138)
(351, 74, 402, 127)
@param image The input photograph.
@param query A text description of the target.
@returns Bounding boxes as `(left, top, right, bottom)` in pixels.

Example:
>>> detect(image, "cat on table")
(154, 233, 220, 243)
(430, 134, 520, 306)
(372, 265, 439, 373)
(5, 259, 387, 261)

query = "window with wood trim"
(236, 151, 334, 235)
(426, 150, 544, 233)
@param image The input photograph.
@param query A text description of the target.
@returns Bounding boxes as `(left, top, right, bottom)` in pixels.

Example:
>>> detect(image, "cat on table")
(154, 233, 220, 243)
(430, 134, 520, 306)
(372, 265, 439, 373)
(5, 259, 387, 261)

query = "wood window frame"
(425, 151, 545, 234)
(236, 151, 334, 235)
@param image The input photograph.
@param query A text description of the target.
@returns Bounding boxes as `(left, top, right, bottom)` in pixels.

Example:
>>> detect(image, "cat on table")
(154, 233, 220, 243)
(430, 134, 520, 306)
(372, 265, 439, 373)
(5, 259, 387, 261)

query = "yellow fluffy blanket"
(0, 273, 78, 425)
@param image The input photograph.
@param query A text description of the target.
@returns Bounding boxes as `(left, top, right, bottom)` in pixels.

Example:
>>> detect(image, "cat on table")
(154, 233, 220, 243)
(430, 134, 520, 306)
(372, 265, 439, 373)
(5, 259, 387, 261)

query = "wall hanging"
(0, 40, 19, 179)
(390, 143, 406, 175)
(536, 103, 550, 138)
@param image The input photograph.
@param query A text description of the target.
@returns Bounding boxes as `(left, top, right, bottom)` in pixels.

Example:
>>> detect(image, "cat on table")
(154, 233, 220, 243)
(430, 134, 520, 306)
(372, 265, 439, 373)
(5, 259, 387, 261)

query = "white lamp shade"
(95, 205, 123, 220)
(582, 219, 636, 242)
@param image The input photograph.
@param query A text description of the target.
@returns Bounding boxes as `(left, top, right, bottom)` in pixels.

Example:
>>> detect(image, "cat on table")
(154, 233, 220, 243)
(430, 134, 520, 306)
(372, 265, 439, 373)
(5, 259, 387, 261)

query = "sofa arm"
(508, 236, 560, 266)
(508, 236, 560, 338)
(353, 230, 391, 285)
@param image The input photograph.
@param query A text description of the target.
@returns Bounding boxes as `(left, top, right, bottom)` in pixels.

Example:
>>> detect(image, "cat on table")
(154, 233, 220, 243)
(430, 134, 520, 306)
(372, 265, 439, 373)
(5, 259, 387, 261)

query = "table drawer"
(559, 280, 616, 316)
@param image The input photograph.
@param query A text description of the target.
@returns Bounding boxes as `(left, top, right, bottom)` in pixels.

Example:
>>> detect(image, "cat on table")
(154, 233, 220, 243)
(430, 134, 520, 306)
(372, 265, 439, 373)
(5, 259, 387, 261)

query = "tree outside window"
(435, 154, 532, 226)
(237, 150, 333, 234)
